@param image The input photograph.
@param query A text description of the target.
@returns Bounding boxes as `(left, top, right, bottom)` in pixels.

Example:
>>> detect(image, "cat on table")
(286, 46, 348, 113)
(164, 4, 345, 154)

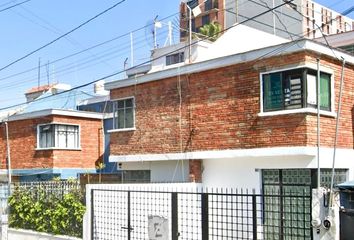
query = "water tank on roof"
(94, 80, 109, 95)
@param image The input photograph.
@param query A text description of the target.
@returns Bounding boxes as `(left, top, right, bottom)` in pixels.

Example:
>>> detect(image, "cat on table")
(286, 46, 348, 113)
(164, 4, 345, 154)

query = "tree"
(199, 22, 222, 42)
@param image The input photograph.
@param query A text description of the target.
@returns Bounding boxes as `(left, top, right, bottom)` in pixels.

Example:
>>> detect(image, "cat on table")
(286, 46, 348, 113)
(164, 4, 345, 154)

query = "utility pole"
(4, 121, 11, 194)
(46, 61, 50, 85)
(316, 59, 321, 189)
(2, 121, 11, 240)
(130, 32, 134, 67)
(37, 58, 41, 88)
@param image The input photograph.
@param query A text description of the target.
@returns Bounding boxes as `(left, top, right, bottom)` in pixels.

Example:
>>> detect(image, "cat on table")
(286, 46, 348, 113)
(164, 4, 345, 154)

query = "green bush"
(8, 187, 85, 238)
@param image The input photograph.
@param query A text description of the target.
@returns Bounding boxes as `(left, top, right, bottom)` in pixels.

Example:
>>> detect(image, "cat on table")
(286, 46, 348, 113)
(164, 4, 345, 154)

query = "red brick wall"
(0, 126, 8, 168)
(110, 51, 354, 156)
(304, 54, 354, 147)
(51, 115, 103, 169)
(0, 115, 103, 170)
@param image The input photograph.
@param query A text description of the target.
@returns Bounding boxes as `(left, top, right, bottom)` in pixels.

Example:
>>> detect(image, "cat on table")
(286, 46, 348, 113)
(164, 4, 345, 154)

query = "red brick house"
(105, 26, 354, 190)
(0, 109, 103, 181)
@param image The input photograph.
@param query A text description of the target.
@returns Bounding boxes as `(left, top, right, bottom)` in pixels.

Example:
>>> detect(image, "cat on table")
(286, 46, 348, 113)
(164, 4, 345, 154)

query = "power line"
(0, 0, 31, 13)
(0, 0, 296, 111)
(0, 0, 127, 73)
(0, 27, 171, 91)
(14, 4, 115, 69)
(5, 0, 353, 111)
(0, 12, 179, 82)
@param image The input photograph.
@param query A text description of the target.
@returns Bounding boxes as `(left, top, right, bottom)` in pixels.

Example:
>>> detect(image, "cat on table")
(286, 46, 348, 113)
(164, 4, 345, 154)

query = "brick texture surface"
(110, 51, 354, 156)
(0, 115, 103, 170)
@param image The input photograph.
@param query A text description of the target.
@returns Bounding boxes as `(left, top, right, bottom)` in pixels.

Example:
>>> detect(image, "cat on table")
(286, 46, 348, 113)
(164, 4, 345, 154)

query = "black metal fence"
(12, 180, 82, 199)
(91, 188, 312, 240)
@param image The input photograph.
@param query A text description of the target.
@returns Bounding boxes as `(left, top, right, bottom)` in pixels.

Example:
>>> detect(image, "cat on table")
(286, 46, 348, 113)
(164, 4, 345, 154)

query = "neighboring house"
(315, 30, 354, 55)
(0, 85, 104, 181)
(77, 91, 117, 174)
(104, 24, 354, 191)
(180, 0, 354, 40)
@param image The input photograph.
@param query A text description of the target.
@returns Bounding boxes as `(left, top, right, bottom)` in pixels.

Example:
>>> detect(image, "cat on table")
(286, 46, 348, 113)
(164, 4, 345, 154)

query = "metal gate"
(90, 187, 312, 240)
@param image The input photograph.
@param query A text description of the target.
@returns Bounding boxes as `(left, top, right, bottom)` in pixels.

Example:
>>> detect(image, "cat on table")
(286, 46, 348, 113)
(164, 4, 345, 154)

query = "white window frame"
(166, 52, 185, 66)
(36, 122, 81, 150)
(259, 63, 335, 117)
(108, 96, 136, 133)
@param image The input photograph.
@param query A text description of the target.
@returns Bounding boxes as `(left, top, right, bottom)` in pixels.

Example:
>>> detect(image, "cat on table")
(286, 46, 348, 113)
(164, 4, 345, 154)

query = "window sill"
(107, 128, 136, 133)
(36, 148, 82, 151)
(258, 108, 336, 118)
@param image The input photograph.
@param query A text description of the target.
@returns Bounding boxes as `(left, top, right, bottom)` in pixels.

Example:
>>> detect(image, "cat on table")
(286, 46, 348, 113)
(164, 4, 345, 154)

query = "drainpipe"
(316, 59, 320, 189)
(329, 57, 345, 207)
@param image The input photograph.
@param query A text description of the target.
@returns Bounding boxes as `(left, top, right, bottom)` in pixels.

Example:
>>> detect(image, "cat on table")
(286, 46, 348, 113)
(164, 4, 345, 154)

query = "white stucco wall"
(201, 148, 354, 190)
(121, 160, 189, 183)
(8, 229, 80, 240)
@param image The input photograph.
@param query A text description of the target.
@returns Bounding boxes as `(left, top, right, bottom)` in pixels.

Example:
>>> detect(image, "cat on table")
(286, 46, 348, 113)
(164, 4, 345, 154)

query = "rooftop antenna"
(123, 57, 128, 70)
(37, 58, 41, 88)
(46, 61, 50, 85)
(52, 64, 58, 84)
(163, 21, 173, 47)
(144, 15, 160, 49)
(130, 32, 134, 67)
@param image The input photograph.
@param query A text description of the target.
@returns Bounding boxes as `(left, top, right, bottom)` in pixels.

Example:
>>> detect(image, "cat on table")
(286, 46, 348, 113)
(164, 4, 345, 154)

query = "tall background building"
(180, 0, 354, 41)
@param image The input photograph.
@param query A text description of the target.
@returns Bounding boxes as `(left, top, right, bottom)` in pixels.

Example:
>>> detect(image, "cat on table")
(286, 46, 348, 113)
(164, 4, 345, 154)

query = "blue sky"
(0, 0, 352, 108)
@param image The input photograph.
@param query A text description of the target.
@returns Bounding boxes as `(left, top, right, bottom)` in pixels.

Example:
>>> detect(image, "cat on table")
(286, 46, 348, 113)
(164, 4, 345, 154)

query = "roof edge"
(105, 39, 354, 91)
(6, 109, 103, 122)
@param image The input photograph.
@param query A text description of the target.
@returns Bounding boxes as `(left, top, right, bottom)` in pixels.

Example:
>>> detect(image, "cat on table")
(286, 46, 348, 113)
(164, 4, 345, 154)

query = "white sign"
(148, 215, 168, 240)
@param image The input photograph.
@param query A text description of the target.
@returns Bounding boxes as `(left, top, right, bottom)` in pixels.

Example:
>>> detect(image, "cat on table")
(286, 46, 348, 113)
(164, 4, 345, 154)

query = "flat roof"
(105, 39, 354, 91)
(7, 109, 103, 122)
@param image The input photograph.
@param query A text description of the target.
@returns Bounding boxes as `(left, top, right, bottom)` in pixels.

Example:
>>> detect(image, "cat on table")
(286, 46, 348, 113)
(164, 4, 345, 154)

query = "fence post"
(171, 192, 178, 240)
(91, 189, 94, 240)
(201, 193, 209, 240)
(252, 194, 257, 240)
(127, 191, 131, 240)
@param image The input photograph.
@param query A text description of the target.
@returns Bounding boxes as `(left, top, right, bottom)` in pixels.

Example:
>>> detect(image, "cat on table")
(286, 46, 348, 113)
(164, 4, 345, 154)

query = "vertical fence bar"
(201, 193, 209, 240)
(91, 189, 94, 240)
(279, 171, 284, 240)
(252, 194, 257, 240)
(171, 192, 178, 240)
(127, 191, 131, 240)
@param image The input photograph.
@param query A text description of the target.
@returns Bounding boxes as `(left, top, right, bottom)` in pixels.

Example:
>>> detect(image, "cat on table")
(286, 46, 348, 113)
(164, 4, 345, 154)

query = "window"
(38, 124, 79, 149)
(262, 68, 331, 112)
(191, 18, 196, 32)
(187, 0, 198, 9)
(202, 15, 210, 26)
(113, 98, 135, 130)
(166, 52, 185, 66)
(204, 0, 212, 11)
(122, 170, 151, 183)
(78, 102, 113, 113)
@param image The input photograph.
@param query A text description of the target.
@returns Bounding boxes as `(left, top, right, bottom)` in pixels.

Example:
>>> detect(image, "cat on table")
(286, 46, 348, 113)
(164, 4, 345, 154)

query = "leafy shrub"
(8, 186, 85, 238)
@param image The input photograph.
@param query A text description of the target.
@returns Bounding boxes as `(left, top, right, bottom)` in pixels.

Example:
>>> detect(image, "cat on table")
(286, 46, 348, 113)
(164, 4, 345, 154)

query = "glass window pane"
(320, 73, 330, 110)
(263, 73, 283, 111)
(307, 74, 317, 105)
(125, 108, 134, 128)
(39, 125, 54, 148)
(117, 100, 124, 109)
(56, 125, 67, 148)
(125, 99, 133, 108)
(118, 109, 125, 129)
